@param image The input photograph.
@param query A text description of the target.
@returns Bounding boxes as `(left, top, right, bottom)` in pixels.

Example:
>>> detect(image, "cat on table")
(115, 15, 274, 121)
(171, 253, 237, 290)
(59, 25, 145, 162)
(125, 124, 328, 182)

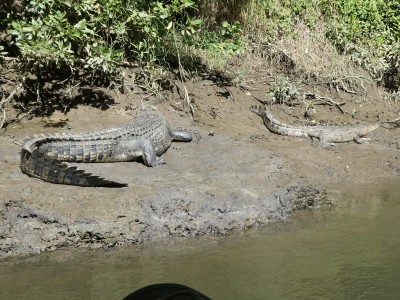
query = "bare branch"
(0, 109, 5, 129)
(0, 86, 22, 129)
(172, 28, 194, 118)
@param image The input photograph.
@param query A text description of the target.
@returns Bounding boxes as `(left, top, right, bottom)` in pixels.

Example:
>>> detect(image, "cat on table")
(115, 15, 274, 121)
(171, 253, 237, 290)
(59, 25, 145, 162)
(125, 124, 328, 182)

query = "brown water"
(1, 183, 399, 300)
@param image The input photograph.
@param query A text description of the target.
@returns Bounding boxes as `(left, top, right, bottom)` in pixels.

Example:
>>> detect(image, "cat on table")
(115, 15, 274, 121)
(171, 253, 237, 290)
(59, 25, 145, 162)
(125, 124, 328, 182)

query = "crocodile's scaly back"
(23, 111, 171, 153)
(20, 110, 193, 187)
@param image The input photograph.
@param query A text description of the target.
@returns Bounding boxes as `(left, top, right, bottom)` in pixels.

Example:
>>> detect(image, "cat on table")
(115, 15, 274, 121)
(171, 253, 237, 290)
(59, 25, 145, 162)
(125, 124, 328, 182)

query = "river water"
(1, 182, 399, 299)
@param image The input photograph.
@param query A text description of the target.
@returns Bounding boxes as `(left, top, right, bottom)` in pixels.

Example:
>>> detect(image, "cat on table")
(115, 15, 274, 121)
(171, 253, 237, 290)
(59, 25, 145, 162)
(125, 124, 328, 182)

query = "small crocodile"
(250, 105, 379, 144)
(21, 110, 193, 187)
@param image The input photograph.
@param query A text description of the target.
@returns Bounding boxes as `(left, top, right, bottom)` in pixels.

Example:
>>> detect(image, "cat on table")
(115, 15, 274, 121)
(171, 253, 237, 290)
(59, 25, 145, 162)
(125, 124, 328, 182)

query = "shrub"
(4, 0, 204, 76)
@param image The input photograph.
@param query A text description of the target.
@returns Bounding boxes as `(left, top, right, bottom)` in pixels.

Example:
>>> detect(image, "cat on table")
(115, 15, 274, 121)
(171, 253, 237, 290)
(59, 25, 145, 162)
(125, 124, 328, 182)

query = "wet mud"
(0, 79, 399, 257)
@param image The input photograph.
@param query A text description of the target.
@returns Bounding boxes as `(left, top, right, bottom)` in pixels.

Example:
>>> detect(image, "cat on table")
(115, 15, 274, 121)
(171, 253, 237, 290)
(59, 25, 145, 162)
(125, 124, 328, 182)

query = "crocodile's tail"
(21, 149, 127, 188)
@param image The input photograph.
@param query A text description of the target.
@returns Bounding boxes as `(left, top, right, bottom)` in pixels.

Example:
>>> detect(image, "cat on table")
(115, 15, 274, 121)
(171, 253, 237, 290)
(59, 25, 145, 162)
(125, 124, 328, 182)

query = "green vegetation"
(238, 0, 399, 89)
(268, 76, 300, 105)
(0, 0, 399, 122)
(322, 0, 400, 89)
(3, 0, 206, 78)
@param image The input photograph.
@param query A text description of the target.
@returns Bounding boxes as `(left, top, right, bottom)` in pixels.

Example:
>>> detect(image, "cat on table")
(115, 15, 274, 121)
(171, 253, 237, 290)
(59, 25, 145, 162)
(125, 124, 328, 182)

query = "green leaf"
(182, 0, 195, 8)
(192, 19, 202, 25)
(22, 27, 34, 32)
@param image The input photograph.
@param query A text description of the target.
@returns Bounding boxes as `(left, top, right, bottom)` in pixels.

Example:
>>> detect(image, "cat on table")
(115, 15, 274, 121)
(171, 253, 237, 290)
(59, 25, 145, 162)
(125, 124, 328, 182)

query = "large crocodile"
(250, 105, 379, 144)
(21, 110, 193, 187)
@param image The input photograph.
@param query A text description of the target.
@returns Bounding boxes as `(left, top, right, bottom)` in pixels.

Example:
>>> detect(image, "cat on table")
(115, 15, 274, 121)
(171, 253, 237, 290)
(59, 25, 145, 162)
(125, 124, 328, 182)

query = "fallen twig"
(304, 92, 345, 114)
(380, 118, 400, 129)
(210, 107, 222, 119)
(0, 86, 21, 129)
(251, 95, 269, 105)
(172, 28, 194, 118)
(0, 109, 5, 129)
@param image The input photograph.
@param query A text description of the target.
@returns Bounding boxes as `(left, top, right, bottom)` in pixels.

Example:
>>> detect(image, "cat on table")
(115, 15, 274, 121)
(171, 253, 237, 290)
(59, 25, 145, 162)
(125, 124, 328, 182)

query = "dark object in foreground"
(123, 283, 211, 300)
(20, 110, 192, 187)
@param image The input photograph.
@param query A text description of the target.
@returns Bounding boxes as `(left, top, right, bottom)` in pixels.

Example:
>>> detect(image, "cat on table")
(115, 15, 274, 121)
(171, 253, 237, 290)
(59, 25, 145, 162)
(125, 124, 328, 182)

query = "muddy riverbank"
(1, 78, 399, 257)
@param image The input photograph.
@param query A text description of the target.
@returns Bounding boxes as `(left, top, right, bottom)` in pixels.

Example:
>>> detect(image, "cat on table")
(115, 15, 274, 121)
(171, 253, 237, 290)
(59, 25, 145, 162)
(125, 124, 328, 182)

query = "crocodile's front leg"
(308, 130, 336, 147)
(307, 129, 323, 142)
(115, 139, 165, 166)
(141, 139, 166, 166)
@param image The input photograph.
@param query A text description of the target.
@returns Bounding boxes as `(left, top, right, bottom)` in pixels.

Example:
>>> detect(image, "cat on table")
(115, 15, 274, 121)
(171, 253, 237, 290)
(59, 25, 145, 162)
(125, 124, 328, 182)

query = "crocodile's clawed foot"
(321, 142, 336, 149)
(354, 137, 371, 144)
(189, 130, 202, 143)
(154, 157, 166, 166)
